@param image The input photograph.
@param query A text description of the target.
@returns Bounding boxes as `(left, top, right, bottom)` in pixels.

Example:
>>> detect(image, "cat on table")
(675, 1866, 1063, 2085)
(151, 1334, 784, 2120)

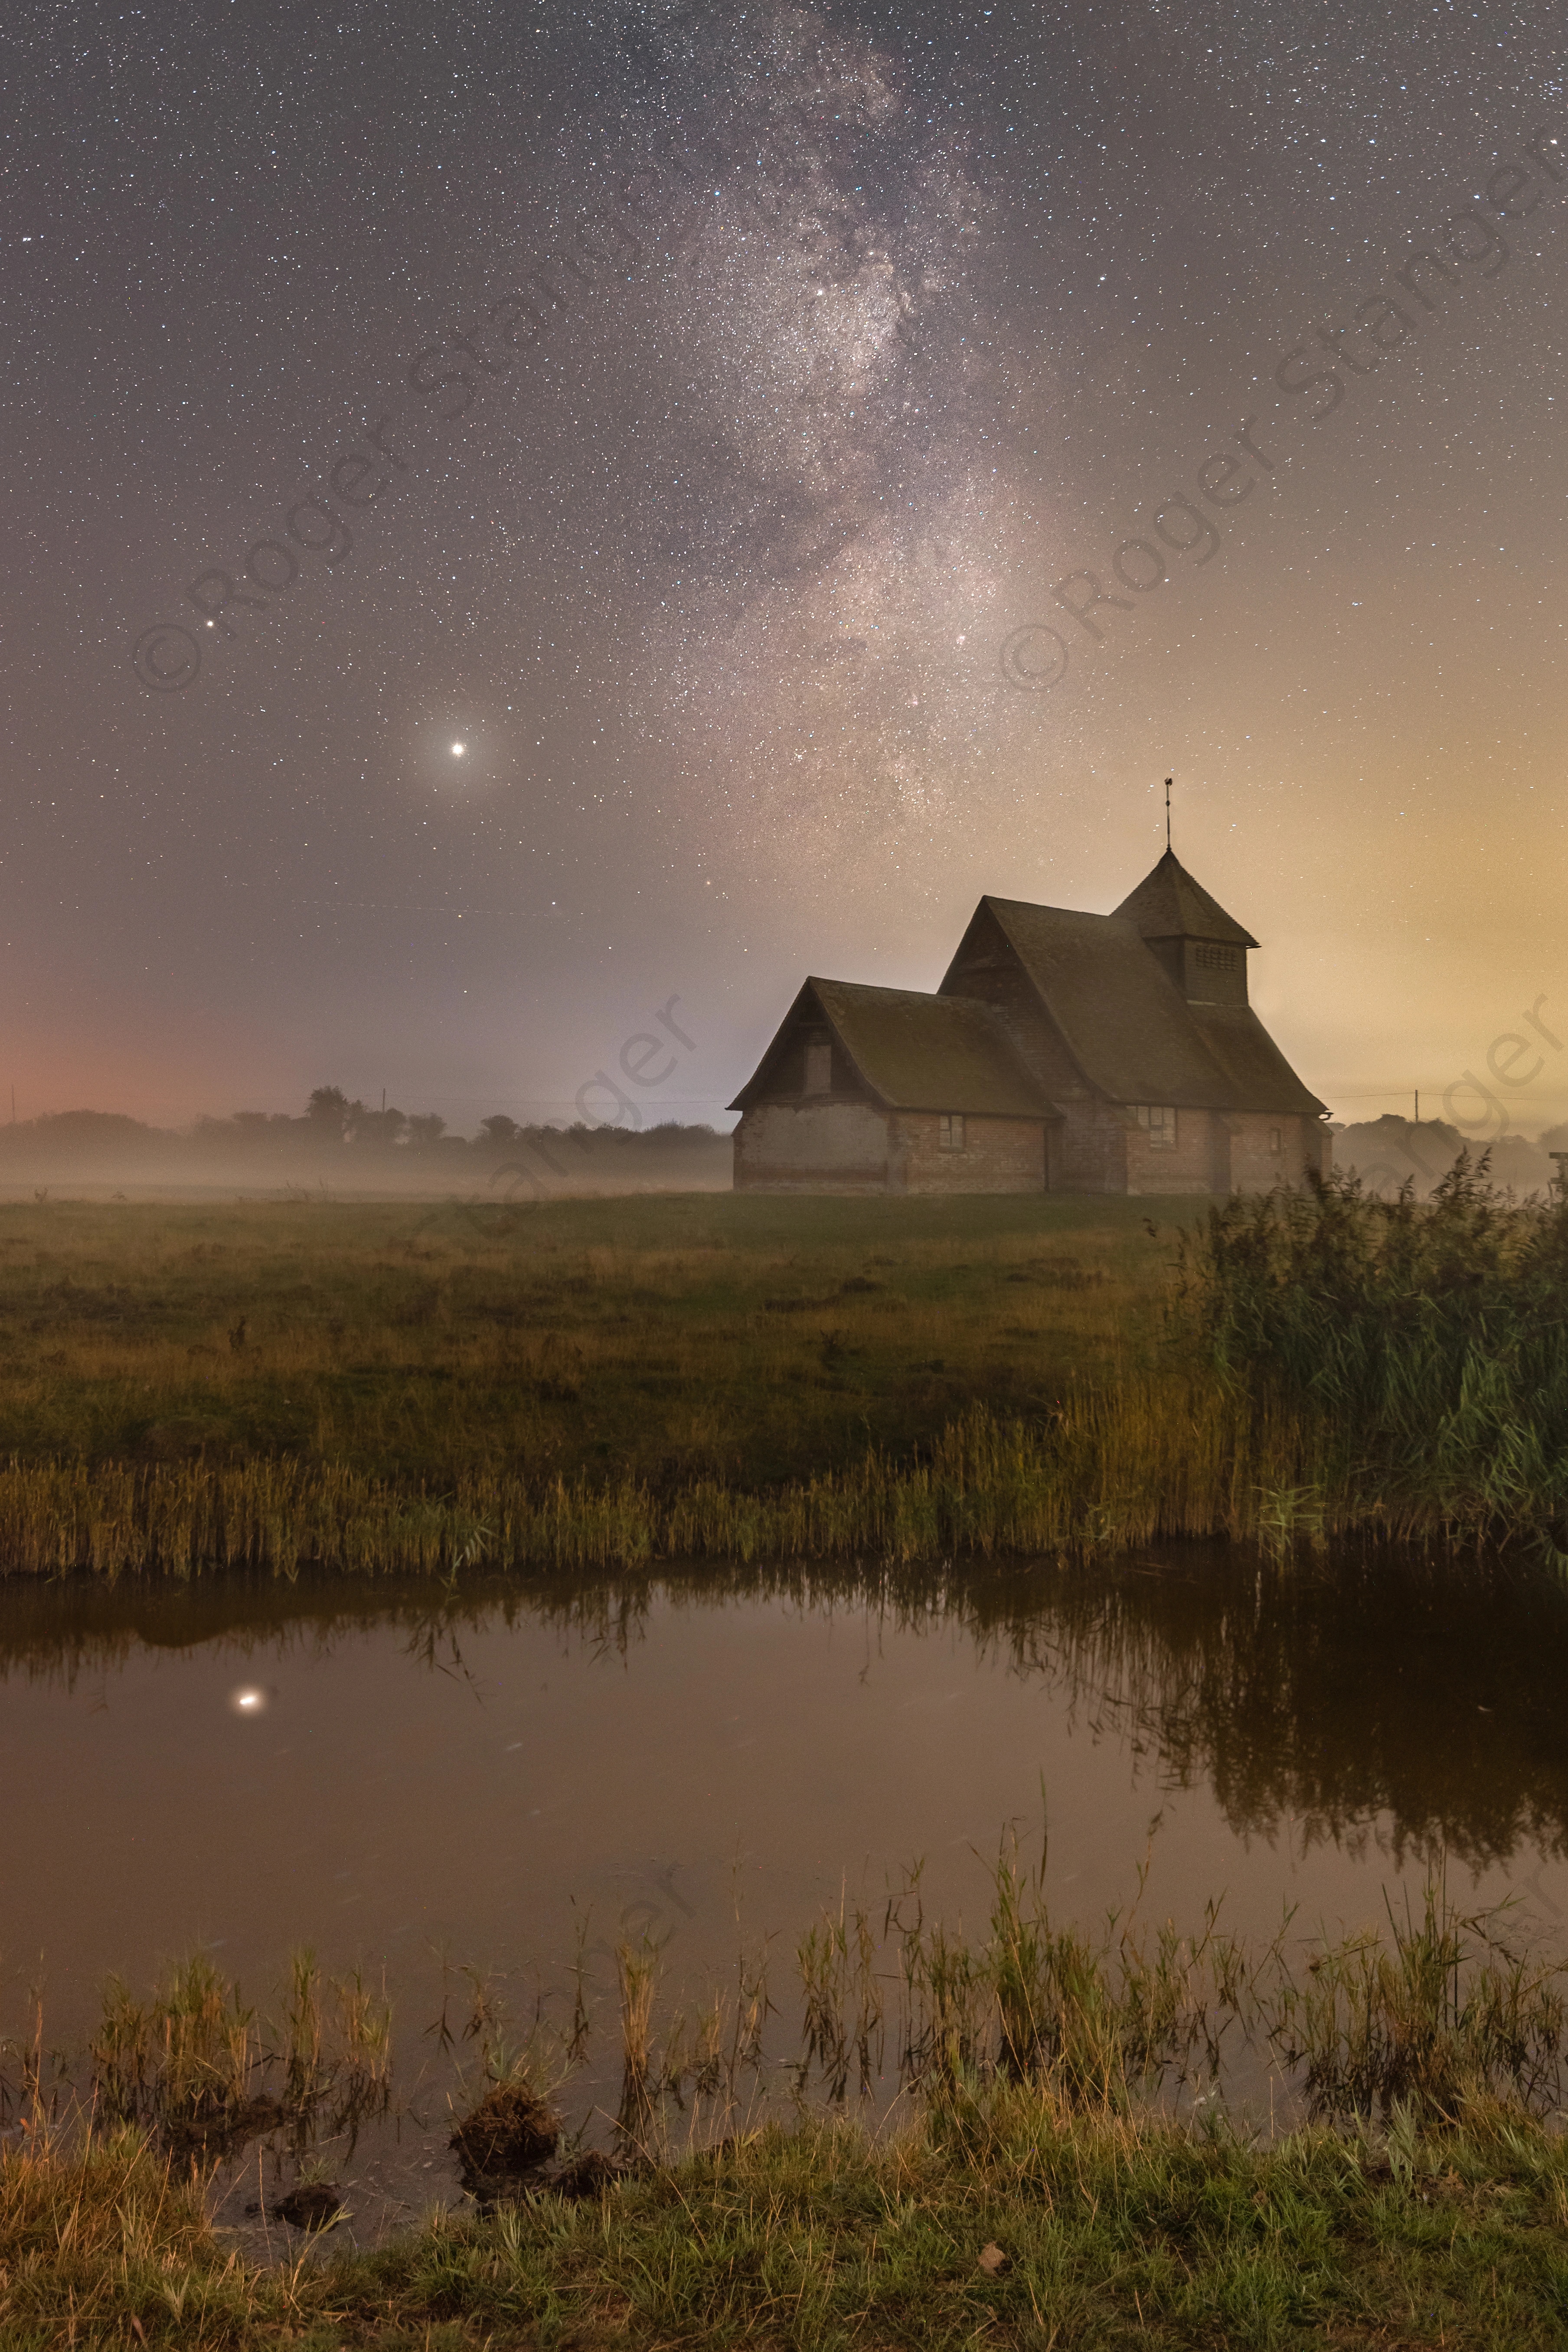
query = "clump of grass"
(615, 1937, 659, 2146)
(92, 1956, 256, 2147)
(449, 2074, 561, 2179)
(1270, 1882, 1568, 2120)
(884, 1853, 1255, 2114)
(88, 1948, 391, 2151)
(798, 1896, 885, 2100)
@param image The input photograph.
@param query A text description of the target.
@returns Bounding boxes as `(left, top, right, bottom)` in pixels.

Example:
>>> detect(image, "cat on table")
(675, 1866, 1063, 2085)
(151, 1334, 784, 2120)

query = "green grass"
(9, 2093, 1568, 2348)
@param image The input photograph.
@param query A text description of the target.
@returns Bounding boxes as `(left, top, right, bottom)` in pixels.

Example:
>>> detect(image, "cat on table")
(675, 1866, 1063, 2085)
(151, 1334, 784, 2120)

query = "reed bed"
(0, 1367, 1538, 1580)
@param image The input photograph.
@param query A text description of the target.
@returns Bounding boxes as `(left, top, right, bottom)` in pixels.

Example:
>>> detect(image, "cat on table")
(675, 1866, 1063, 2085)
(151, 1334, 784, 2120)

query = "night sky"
(5, 0, 1565, 1137)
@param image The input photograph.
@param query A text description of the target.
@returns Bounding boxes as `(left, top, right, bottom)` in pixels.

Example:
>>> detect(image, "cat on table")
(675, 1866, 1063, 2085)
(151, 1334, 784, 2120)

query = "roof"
(1185, 1001, 1327, 1116)
(728, 978, 1056, 1118)
(959, 898, 1325, 1116)
(1113, 849, 1259, 948)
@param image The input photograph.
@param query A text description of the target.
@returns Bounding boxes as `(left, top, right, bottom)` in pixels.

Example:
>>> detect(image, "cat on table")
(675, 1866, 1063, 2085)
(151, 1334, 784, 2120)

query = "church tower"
(1112, 849, 1258, 1010)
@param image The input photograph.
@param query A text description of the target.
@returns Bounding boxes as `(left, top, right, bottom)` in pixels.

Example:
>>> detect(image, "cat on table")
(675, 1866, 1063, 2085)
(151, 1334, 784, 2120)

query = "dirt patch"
(450, 2080, 561, 2180)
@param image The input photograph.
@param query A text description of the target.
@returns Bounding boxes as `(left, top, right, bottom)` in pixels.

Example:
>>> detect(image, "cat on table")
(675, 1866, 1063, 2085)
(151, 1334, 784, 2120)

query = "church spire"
(1114, 846, 1258, 1007)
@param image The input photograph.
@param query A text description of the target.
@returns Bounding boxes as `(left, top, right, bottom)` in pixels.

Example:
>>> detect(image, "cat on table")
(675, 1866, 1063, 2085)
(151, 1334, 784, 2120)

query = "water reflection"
(3, 1548, 1566, 1872)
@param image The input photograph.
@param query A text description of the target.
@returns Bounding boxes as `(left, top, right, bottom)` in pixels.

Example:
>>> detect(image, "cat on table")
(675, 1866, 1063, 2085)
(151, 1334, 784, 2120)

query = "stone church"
(729, 850, 1328, 1196)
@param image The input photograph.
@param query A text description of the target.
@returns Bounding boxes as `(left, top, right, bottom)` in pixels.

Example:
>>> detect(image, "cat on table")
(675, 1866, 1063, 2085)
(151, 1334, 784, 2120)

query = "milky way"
(3, 0, 1566, 1124)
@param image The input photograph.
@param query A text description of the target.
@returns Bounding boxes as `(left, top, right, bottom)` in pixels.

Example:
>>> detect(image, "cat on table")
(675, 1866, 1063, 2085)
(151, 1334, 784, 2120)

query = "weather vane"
(1165, 776, 1173, 850)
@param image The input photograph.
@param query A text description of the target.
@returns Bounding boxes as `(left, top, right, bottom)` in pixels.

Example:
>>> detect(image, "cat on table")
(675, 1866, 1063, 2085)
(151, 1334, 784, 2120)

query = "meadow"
(0, 1191, 1170, 1495)
(0, 1189, 1197, 1576)
(0, 1166, 1565, 1574)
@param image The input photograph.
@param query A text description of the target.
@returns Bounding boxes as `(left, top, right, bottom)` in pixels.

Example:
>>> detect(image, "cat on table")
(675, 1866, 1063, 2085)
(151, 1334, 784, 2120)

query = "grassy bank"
(11, 2093, 1568, 2349)
(10, 1865, 1568, 2348)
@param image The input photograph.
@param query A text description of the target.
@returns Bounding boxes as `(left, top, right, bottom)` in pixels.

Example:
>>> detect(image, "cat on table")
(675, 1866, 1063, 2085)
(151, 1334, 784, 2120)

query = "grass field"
(0, 1192, 1175, 1493)
(2, 1167, 1564, 1574)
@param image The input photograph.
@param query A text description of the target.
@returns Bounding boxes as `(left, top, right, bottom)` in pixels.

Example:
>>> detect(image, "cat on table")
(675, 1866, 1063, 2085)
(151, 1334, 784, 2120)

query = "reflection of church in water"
(730, 848, 1328, 1196)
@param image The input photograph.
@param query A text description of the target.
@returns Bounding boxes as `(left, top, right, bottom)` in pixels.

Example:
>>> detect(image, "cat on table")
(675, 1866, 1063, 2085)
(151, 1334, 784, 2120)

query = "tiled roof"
(968, 898, 1325, 1115)
(1113, 849, 1260, 947)
(729, 979, 1056, 1118)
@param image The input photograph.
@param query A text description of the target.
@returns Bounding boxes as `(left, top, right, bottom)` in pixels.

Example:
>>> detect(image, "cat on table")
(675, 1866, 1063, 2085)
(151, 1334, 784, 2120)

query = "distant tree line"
(0, 1091, 726, 1164)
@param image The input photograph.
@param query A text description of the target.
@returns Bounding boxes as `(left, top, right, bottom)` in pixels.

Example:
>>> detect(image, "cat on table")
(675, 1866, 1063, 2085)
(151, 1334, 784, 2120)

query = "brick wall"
(1122, 1105, 1226, 1196)
(1049, 1098, 1130, 1192)
(1228, 1111, 1325, 1193)
(889, 1112, 1045, 1195)
(733, 1102, 890, 1192)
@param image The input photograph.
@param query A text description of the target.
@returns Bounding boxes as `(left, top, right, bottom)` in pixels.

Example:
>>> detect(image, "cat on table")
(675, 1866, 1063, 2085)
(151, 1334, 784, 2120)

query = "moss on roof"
(729, 980, 1055, 1117)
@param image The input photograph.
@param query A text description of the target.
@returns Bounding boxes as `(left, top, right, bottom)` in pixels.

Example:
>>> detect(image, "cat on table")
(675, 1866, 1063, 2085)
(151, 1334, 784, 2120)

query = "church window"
(1270, 1127, 1283, 1154)
(1131, 1104, 1177, 1149)
(1195, 943, 1238, 971)
(938, 1113, 966, 1152)
(804, 1036, 833, 1094)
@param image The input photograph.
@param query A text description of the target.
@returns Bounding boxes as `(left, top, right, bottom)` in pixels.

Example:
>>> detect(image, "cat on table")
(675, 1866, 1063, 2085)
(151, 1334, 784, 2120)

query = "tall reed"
(1176, 1155, 1568, 1547)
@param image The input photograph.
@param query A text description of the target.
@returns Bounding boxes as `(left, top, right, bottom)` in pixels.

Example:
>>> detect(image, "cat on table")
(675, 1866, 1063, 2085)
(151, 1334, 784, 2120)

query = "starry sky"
(4, 0, 1565, 1135)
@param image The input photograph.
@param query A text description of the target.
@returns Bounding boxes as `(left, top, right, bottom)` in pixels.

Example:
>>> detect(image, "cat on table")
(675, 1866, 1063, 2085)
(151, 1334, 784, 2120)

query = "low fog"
(0, 1095, 732, 1202)
(5, 1097, 1562, 1206)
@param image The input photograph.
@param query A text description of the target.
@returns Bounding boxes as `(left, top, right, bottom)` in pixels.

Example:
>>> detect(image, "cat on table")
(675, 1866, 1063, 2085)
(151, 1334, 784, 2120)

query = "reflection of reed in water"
(5, 1547, 1568, 1871)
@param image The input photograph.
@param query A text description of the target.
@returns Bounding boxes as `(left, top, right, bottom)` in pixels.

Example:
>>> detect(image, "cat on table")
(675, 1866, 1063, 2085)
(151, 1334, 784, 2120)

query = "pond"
(4, 1548, 1567, 2244)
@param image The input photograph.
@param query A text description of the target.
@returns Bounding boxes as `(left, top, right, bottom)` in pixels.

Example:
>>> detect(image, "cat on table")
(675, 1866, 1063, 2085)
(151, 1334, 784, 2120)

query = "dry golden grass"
(0, 1192, 1170, 1500)
(0, 1183, 1541, 1575)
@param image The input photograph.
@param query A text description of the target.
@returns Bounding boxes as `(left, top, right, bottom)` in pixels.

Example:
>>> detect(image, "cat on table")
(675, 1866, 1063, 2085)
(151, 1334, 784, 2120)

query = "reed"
(614, 1938, 659, 2144)
(86, 1949, 391, 2150)
(1267, 1882, 1568, 2120)
(790, 1855, 1566, 2131)
(1176, 1155, 1568, 1546)
(0, 1365, 1528, 1578)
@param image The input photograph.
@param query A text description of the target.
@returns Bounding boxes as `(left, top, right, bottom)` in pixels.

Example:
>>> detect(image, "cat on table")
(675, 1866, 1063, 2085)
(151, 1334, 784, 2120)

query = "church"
(729, 849, 1328, 1196)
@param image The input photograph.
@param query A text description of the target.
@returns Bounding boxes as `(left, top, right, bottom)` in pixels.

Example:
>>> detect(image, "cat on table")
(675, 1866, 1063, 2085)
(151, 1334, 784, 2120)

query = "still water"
(4, 1551, 1567, 2238)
